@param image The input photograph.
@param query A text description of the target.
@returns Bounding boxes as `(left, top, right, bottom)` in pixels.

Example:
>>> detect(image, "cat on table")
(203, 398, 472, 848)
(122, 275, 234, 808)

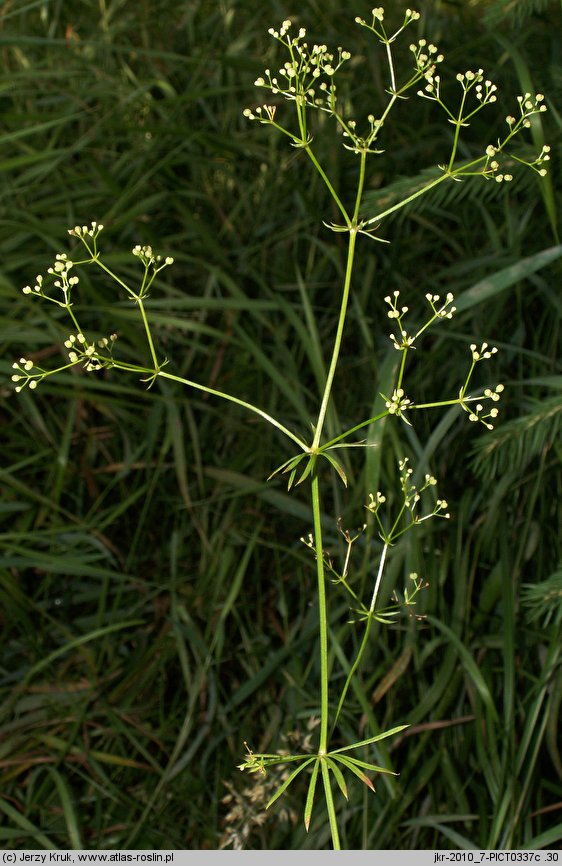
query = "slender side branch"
(312, 152, 367, 448)
(157, 370, 307, 450)
(333, 542, 390, 730)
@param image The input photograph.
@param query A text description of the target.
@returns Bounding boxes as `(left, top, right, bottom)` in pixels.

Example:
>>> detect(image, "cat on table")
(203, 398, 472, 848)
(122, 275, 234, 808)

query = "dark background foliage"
(0, 0, 561, 850)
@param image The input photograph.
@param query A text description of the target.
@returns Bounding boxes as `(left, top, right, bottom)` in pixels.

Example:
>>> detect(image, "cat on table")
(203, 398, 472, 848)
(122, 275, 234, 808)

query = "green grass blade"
(454, 246, 562, 313)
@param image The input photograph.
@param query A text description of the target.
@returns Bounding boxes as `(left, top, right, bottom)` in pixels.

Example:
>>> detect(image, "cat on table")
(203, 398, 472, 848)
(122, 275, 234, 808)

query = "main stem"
(309, 153, 366, 849)
(312, 473, 330, 754)
(312, 151, 366, 449)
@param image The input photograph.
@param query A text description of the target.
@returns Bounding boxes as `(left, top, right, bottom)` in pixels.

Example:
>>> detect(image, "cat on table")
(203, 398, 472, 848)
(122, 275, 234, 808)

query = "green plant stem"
(305, 146, 350, 226)
(322, 412, 389, 449)
(396, 348, 409, 390)
(333, 542, 389, 730)
(365, 173, 448, 226)
(157, 370, 307, 449)
(311, 229, 357, 448)
(90, 256, 159, 368)
(66, 306, 82, 334)
(448, 89, 468, 171)
(137, 297, 159, 370)
(312, 151, 367, 448)
(93, 256, 134, 295)
(312, 472, 330, 754)
(364, 152, 491, 228)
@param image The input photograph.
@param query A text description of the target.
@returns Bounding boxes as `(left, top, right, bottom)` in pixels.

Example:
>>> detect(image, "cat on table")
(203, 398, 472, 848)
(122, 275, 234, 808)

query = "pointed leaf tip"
(360, 772, 375, 791)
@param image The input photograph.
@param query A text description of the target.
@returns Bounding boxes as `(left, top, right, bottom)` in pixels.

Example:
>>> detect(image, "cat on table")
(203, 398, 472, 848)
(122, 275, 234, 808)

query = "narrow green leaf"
(296, 455, 316, 486)
(45, 767, 83, 849)
(0, 799, 55, 849)
(330, 754, 375, 792)
(330, 724, 409, 754)
(267, 453, 305, 481)
(266, 757, 315, 810)
(331, 752, 397, 776)
(403, 816, 477, 849)
(325, 757, 348, 800)
(322, 452, 348, 487)
(304, 758, 321, 831)
(525, 822, 562, 850)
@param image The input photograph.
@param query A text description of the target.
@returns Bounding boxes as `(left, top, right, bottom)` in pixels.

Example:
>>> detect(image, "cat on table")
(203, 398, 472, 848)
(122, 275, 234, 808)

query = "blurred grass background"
(0, 0, 561, 850)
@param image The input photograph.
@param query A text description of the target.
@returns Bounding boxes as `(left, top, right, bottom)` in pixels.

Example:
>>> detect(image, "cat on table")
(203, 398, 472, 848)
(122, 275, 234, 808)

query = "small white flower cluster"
(385, 387, 412, 419)
(388, 329, 414, 351)
(51, 254, 79, 301)
(11, 358, 40, 393)
(68, 221, 104, 239)
(411, 39, 444, 80)
(366, 490, 386, 514)
(384, 290, 455, 352)
(355, 7, 421, 32)
(420, 67, 495, 109)
(479, 95, 549, 183)
(243, 105, 277, 122)
(474, 76, 497, 104)
(456, 69, 495, 99)
(401, 572, 430, 616)
(461, 375, 504, 431)
(534, 144, 551, 177)
(466, 385, 503, 430)
(22, 274, 44, 297)
(22, 255, 80, 307)
(365, 461, 449, 569)
(132, 244, 174, 269)
(385, 290, 408, 320)
(64, 332, 117, 372)
(384, 291, 414, 350)
(456, 342, 504, 430)
(398, 457, 450, 520)
(470, 341, 498, 361)
(513, 141, 551, 178)
(247, 21, 351, 126)
(425, 292, 456, 319)
(483, 144, 513, 183)
(516, 92, 547, 128)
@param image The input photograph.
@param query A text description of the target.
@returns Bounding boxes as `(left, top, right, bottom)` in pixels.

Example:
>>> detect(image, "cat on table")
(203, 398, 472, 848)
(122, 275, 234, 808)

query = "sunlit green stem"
(448, 89, 468, 171)
(365, 151, 491, 228)
(90, 256, 159, 369)
(311, 230, 357, 448)
(396, 347, 409, 391)
(312, 473, 330, 753)
(157, 370, 307, 449)
(365, 173, 448, 226)
(305, 146, 350, 226)
(136, 296, 159, 370)
(66, 305, 82, 334)
(312, 151, 367, 448)
(92, 256, 134, 295)
(321, 411, 389, 449)
(333, 542, 389, 729)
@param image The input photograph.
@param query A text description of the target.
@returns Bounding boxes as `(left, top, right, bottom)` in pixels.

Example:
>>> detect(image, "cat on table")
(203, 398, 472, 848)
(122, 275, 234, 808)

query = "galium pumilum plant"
(11, 7, 549, 850)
